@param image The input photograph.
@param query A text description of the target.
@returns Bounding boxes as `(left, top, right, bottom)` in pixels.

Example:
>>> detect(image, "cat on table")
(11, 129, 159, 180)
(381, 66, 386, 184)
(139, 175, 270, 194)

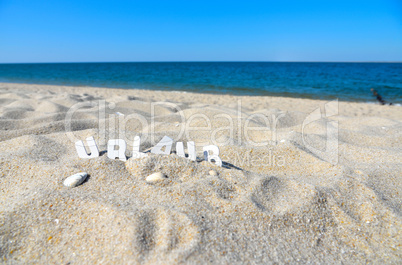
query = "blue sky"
(0, 0, 401, 62)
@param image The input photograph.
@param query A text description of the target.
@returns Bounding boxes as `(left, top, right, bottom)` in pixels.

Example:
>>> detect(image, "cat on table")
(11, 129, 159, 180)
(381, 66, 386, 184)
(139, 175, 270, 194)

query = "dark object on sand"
(371, 88, 392, 105)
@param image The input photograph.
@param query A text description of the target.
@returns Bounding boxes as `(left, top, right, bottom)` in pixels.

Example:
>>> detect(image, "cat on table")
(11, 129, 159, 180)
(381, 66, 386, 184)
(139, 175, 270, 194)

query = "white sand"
(0, 82, 401, 264)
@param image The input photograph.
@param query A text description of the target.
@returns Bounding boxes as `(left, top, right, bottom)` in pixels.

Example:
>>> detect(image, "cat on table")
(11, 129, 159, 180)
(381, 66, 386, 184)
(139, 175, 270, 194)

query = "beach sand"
(0, 82, 401, 264)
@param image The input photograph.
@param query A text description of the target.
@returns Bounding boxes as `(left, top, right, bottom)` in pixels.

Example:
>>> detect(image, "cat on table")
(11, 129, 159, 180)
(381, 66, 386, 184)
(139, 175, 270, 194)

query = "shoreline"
(0, 80, 399, 105)
(0, 82, 399, 110)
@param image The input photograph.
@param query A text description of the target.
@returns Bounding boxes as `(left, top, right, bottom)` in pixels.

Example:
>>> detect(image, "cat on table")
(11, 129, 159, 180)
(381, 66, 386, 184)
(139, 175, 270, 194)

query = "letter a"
(151, 136, 173, 155)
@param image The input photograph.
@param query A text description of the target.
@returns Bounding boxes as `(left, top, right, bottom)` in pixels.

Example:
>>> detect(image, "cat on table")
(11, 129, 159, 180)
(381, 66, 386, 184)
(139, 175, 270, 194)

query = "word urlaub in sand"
(75, 135, 222, 167)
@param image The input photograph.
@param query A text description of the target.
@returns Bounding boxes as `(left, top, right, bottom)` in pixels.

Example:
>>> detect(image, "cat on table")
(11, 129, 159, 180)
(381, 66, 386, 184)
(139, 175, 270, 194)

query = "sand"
(0, 82, 401, 264)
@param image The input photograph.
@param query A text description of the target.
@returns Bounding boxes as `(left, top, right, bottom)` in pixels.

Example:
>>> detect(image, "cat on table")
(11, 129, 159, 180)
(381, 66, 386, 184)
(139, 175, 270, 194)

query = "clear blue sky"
(0, 0, 401, 63)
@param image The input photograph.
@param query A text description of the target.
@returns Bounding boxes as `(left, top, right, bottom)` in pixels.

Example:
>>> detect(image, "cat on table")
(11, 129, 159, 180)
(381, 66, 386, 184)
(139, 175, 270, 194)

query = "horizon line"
(0, 60, 402, 64)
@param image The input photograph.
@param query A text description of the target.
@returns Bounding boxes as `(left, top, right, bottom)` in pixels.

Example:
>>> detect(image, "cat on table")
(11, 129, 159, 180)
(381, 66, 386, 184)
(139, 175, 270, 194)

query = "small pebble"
(209, 170, 218, 176)
(63, 172, 88, 187)
(146, 172, 167, 183)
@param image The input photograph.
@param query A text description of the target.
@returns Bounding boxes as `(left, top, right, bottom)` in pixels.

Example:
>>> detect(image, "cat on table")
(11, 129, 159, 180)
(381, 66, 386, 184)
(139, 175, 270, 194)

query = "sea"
(0, 62, 401, 104)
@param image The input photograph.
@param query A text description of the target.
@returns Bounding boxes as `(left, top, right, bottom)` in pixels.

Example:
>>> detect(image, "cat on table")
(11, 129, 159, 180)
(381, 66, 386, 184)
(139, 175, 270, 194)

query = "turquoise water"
(0, 62, 401, 103)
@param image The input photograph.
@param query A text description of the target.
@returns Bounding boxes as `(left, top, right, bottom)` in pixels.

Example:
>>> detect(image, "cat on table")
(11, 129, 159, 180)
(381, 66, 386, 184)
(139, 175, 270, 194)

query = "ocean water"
(0, 62, 401, 104)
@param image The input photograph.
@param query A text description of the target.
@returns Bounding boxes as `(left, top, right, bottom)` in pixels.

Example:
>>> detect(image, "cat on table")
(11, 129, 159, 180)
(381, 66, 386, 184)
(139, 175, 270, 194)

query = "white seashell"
(146, 172, 166, 183)
(209, 170, 218, 176)
(63, 172, 88, 187)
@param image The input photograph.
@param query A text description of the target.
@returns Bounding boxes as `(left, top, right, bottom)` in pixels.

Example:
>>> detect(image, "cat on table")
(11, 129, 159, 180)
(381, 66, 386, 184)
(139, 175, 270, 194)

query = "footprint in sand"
(0, 193, 200, 264)
(250, 176, 317, 214)
(133, 208, 200, 264)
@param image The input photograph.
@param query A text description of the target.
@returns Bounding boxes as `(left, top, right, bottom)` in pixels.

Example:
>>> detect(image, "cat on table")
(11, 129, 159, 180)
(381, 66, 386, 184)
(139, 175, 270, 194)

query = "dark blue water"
(0, 62, 401, 103)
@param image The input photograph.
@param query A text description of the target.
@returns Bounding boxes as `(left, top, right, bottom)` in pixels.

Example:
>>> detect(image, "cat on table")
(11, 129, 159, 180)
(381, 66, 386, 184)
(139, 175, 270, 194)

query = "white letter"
(107, 139, 127, 161)
(75, 136, 99, 159)
(203, 145, 222, 167)
(151, 136, 173, 155)
(176, 141, 196, 161)
(132, 136, 148, 159)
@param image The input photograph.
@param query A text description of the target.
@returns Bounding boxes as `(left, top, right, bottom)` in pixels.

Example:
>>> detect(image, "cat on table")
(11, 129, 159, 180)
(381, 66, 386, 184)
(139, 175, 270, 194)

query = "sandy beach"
(0, 82, 401, 264)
